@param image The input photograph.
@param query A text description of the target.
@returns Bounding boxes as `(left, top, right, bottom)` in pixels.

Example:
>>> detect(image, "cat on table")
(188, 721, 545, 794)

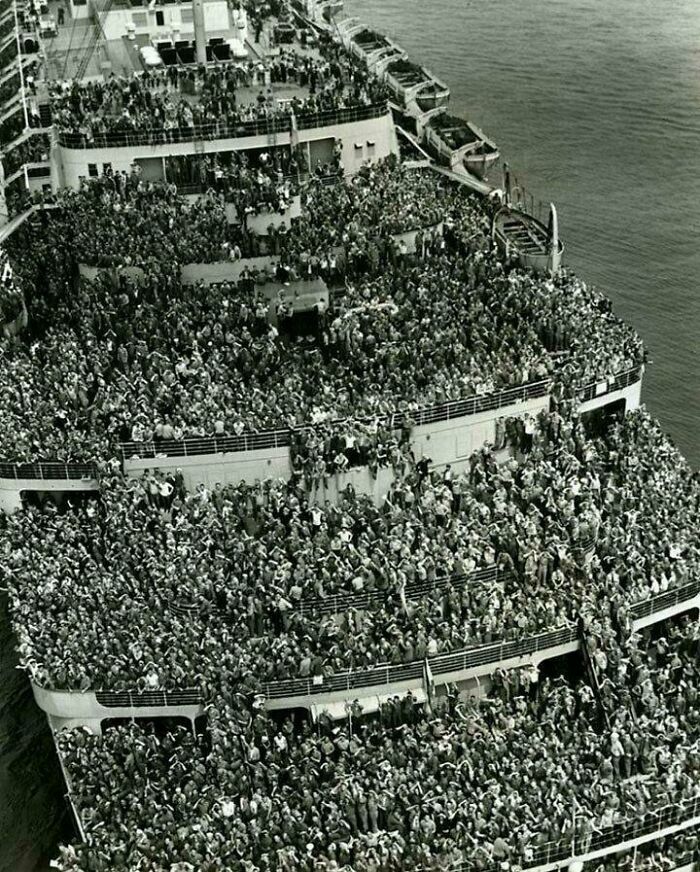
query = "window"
(180, 7, 193, 22)
(132, 11, 147, 27)
(155, 10, 165, 25)
(367, 140, 376, 157)
(87, 163, 98, 177)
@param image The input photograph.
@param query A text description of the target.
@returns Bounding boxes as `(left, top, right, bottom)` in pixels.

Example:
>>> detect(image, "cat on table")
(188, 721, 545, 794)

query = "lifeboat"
(420, 108, 499, 180)
(333, 16, 362, 40)
(341, 23, 406, 70)
(379, 57, 449, 114)
(492, 203, 563, 274)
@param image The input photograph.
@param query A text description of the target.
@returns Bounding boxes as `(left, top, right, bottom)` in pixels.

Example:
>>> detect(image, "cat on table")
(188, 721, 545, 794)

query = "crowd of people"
(0, 35, 17, 74)
(0, 11, 13, 40)
(290, 417, 413, 482)
(49, 38, 387, 144)
(0, 36, 693, 867)
(1, 131, 51, 180)
(590, 831, 700, 872)
(51, 608, 700, 872)
(0, 100, 24, 147)
(55, 156, 454, 267)
(165, 147, 308, 218)
(5, 408, 699, 691)
(0, 160, 644, 464)
(586, 610, 700, 766)
(0, 244, 24, 330)
(0, 67, 20, 109)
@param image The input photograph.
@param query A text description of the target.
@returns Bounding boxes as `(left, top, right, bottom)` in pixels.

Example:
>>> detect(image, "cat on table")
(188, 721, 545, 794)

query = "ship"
(0, 0, 696, 870)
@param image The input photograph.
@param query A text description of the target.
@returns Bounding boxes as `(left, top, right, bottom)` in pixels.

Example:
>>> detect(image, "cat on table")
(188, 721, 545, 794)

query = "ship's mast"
(192, 0, 207, 64)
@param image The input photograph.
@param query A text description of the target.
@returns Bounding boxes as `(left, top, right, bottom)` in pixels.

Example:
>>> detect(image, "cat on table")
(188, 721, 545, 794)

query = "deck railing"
(260, 577, 700, 700)
(0, 366, 641, 479)
(0, 461, 97, 480)
(448, 795, 700, 872)
(47, 577, 698, 709)
(295, 102, 388, 129)
(263, 660, 425, 700)
(297, 563, 508, 617)
(408, 379, 550, 425)
(56, 103, 388, 150)
(94, 688, 202, 708)
(120, 379, 550, 461)
(119, 368, 642, 463)
(259, 624, 577, 700)
(173, 536, 596, 619)
(629, 578, 700, 621)
(0, 364, 641, 483)
(578, 365, 642, 403)
(121, 428, 292, 461)
(58, 117, 292, 150)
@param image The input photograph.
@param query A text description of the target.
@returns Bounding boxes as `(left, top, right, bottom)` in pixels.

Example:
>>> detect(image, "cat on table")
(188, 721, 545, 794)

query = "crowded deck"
(50, 612, 700, 871)
(0, 161, 643, 468)
(49, 39, 388, 149)
(0, 0, 698, 869)
(6, 407, 699, 694)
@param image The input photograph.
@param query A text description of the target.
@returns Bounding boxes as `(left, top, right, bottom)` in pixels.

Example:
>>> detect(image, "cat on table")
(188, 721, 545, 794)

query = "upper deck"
(38, 0, 245, 81)
(41, 1, 383, 116)
(0, 0, 396, 194)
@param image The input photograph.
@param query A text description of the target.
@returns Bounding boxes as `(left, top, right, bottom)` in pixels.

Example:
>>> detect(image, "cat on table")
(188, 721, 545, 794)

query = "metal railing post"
(11, 0, 29, 132)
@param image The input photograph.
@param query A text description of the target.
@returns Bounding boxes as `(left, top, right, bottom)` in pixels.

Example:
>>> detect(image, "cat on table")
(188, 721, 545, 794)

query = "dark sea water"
(2, 1, 700, 868)
(0, 598, 70, 872)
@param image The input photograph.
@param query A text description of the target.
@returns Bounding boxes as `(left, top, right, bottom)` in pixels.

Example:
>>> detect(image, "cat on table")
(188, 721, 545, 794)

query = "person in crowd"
(2, 130, 51, 179)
